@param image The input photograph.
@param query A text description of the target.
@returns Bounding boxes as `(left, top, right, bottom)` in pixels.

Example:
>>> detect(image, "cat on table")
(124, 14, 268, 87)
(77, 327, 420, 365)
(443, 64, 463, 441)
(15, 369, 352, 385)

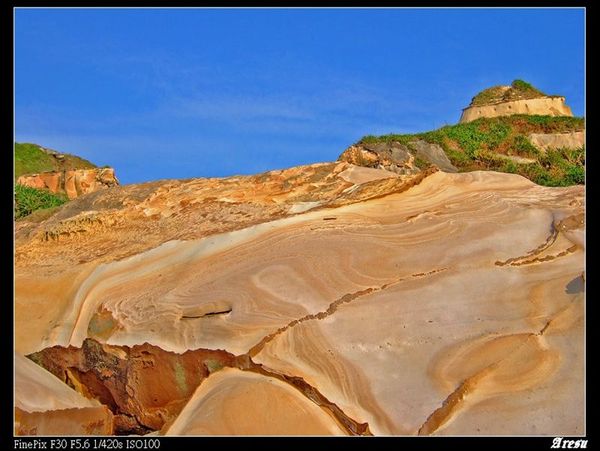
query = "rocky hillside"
(15, 163, 584, 436)
(345, 114, 584, 187)
(13, 82, 585, 437)
(14, 143, 119, 219)
(15, 143, 97, 179)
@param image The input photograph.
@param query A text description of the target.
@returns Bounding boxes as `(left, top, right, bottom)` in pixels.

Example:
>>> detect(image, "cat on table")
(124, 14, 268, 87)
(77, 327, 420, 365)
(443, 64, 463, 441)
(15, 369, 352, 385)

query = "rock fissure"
(248, 268, 448, 358)
(495, 214, 582, 267)
(417, 315, 567, 436)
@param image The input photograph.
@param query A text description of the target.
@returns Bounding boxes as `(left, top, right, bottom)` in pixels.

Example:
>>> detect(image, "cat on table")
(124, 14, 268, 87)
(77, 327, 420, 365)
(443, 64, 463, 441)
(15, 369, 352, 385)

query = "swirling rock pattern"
(14, 164, 584, 435)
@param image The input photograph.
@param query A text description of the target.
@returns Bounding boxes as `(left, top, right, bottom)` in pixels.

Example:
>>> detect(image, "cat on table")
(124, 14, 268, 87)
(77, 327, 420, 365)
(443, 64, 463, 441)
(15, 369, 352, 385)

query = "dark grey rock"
(409, 140, 458, 173)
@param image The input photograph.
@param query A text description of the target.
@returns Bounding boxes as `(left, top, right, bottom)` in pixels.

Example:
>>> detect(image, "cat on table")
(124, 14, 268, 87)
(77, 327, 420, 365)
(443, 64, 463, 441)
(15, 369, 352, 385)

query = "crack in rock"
(417, 314, 567, 436)
(247, 268, 448, 358)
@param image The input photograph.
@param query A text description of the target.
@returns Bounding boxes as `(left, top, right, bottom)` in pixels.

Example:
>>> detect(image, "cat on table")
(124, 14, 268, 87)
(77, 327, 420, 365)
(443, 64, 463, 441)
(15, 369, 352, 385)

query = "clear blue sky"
(15, 8, 585, 184)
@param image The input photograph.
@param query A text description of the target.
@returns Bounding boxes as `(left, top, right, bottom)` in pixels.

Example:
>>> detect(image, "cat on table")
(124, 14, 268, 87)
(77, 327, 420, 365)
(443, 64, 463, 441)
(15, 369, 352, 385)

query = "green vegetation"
(14, 142, 98, 219)
(470, 79, 547, 106)
(413, 156, 430, 170)
(15, 142, 96, 179)
(358, 115, 585, 187)
(14, 184, 67, 219)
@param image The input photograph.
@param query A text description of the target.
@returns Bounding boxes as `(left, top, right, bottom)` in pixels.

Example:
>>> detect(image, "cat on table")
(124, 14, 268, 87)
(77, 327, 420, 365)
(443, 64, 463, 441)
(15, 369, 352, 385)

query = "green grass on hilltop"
(14, 184, 68, 220)
(359, 115, 585, 187)
(15, 142, 96, 179)
(470, 79, 547, 106)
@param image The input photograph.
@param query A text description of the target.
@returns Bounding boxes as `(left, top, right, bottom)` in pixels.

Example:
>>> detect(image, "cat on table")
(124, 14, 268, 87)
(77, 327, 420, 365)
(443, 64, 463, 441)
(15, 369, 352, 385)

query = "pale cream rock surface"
(15, 353, 100, 413)
(164, 368, 347, 435)
(528, 131, 585, 152)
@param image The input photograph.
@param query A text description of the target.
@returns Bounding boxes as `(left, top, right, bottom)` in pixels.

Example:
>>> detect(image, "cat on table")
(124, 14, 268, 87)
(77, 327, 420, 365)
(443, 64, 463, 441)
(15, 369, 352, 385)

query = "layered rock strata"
(15, 163, 584, 436)
(460, 96, 573, 123)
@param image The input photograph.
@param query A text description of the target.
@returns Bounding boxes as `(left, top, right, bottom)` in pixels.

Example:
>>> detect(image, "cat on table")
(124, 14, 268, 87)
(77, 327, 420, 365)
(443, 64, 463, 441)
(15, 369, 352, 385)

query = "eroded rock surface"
(15, 162, 584, 436)
(17, 167, 119, 199)
(15, 406, 114, 436)
(28, 339, 237, 434)
(164, 368, 347, 435)
(14, 352, 112, 436)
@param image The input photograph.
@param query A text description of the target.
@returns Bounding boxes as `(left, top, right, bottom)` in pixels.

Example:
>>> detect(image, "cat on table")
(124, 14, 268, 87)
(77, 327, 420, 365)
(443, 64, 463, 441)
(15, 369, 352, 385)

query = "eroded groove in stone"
(417, 310, 576, 436)
(16, 165, 585, 436)
(248, 268, 448, 358)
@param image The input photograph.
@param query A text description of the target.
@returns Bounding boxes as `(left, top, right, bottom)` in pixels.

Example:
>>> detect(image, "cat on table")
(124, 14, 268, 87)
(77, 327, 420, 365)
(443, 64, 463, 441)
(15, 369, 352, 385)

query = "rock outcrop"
(460, 96, 574, 123)
(17, 168, 119, 200)
(14, 162, 584, 436)
(529, 131, 585, 152)
(28, 339, 237, 434)
(338, 140, 457, 175)
(14, 353, 114, 435)
(459, 81, 574, 123)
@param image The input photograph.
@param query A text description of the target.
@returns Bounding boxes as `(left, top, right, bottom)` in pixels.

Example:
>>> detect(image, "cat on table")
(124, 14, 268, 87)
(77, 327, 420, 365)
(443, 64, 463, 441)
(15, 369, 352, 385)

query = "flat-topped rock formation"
(460, 80, 574, 123)
(14, 162, 584, 436)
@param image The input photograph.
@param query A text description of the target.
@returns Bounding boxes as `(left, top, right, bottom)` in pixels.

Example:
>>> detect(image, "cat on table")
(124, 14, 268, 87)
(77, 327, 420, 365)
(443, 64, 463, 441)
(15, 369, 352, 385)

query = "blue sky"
(15, 8, 585, 184)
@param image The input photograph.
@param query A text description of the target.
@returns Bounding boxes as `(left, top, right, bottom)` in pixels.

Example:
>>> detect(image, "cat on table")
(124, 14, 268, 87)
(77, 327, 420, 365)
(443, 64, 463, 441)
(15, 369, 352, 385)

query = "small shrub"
(14, 185, 67, 219)
(511, 135, 541, 158)
(414, 157, 430, 169)
(511, 79, 545, 96)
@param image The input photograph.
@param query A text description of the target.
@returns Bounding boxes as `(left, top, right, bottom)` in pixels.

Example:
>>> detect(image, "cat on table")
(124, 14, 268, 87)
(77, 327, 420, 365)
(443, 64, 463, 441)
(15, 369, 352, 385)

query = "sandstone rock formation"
(17, 168, 119, 200)
(338, 140, 457, 175)
(459, 81, 574, 123)
(14, 162, 584, 436)
(164, 368, 348, 435)
(529, 131, 585, 152)
(28, 339, 237, 434)
(15, 353, 114, 435)
(460, 96, 573, 123)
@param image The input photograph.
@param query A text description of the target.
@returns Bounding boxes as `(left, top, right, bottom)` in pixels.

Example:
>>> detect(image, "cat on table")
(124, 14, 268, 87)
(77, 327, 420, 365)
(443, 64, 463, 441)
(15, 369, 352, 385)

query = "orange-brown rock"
(28, 338, 237, 434)
(17, 167, 119, 199)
